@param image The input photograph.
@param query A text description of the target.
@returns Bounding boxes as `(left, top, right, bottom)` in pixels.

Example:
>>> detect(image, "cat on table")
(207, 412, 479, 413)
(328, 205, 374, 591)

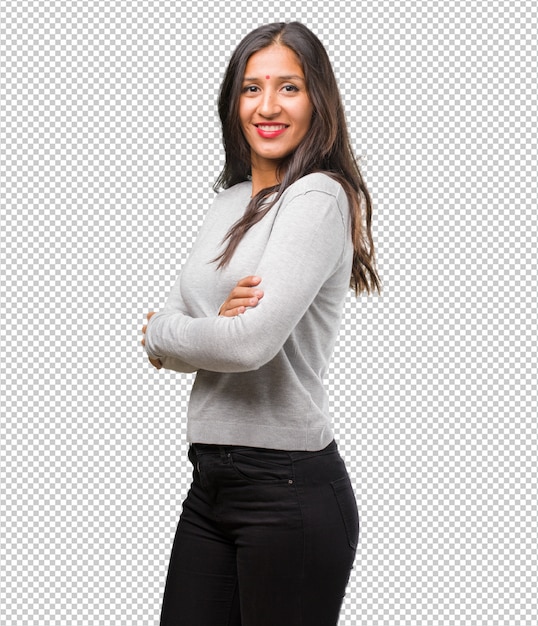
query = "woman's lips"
(255, 124, 289, 138)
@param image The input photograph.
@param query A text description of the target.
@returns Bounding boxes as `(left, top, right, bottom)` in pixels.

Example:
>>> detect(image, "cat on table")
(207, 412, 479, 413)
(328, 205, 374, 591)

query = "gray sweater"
(144, 172, 353, 451)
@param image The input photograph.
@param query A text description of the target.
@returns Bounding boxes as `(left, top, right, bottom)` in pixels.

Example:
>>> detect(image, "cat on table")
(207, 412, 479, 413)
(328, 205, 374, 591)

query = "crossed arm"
(140, 185, 347, 373)
(140, 275, 264, 370)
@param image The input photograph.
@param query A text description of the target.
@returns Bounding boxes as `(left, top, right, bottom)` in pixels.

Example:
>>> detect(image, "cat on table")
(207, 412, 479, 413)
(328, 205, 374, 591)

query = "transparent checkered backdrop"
(1, 0, 537, 624)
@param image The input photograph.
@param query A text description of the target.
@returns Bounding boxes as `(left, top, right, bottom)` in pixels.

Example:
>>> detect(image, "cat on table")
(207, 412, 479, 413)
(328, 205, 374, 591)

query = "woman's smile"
(255, 123, 289, 137)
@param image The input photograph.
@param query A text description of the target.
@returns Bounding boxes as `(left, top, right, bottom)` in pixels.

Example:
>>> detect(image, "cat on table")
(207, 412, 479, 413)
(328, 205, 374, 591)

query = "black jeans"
(160, 440, 359, 626)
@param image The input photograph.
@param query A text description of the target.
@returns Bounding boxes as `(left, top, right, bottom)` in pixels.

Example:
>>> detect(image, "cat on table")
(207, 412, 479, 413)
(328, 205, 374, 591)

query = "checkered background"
(1, 0, 537, 624)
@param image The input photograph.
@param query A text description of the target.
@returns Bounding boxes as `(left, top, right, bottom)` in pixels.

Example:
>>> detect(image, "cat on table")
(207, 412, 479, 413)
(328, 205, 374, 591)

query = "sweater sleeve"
(149, 272, 198, 373)
(144, 188, 348, 373)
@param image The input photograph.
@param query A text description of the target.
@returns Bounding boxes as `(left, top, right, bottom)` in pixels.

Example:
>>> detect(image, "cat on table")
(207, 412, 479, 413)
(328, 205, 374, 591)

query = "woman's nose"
(257, 90, 281, 118)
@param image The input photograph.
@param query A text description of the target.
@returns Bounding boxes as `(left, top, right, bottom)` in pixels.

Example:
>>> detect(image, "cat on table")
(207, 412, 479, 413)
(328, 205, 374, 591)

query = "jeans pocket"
(331, 475, 360, 550)
(229, 450, 294, 484)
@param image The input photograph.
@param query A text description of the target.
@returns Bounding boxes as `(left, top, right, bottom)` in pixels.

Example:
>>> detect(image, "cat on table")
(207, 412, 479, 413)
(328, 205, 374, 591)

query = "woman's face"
(239, 44, 313, 174)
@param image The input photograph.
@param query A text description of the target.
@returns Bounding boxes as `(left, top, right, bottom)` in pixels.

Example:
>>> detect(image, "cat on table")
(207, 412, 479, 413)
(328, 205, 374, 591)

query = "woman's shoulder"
(283, 172, 346, 201)
(278, 173, 350, 233)
(201, 182, 252, 227)
(214, 180, 252, 204)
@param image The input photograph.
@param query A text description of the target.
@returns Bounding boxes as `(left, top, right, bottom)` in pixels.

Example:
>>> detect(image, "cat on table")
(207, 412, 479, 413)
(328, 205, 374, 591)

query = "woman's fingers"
(219, 294, 262, 316)
(219, 276, 264, 317)
(141, 312, 161, 368)
(236, 275, 262, 287)
(221, 305, 247, 318)
(227, 286, 264, 300)
(148, 357, 162, 369)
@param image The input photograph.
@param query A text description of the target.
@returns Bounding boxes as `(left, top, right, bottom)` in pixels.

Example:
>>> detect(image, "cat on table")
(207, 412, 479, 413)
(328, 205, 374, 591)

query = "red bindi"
(265, 75, 270, 79)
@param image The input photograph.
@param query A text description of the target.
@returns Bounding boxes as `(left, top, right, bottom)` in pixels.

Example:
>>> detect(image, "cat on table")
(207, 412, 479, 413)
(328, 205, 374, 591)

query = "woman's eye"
(242, 85, 259, 93)
(283, 84, 299, 93)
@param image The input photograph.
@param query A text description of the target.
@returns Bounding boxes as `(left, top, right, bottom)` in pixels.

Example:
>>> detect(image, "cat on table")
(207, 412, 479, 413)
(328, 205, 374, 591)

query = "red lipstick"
(255, 124, 288, 138)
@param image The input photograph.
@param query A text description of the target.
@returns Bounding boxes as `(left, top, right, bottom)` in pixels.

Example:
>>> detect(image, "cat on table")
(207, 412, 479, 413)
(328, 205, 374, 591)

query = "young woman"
(142, 21, 380, 626)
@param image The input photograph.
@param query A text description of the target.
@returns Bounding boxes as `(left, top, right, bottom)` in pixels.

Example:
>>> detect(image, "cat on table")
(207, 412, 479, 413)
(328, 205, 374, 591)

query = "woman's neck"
(250, 162, 281, 196)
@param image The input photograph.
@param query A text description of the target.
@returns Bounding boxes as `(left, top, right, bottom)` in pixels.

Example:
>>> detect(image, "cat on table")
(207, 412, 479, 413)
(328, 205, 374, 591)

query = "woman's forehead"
(243, 45, 303, 77)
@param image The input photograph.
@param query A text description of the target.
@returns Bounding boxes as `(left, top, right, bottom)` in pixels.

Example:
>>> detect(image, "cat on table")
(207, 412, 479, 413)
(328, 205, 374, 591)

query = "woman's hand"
(141, 311, 162, 369)
(219, 275, 264, 317)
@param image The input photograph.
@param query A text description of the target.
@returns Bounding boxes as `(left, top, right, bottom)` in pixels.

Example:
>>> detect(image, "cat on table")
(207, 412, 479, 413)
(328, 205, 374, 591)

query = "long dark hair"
(214, 21, 380, 295)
